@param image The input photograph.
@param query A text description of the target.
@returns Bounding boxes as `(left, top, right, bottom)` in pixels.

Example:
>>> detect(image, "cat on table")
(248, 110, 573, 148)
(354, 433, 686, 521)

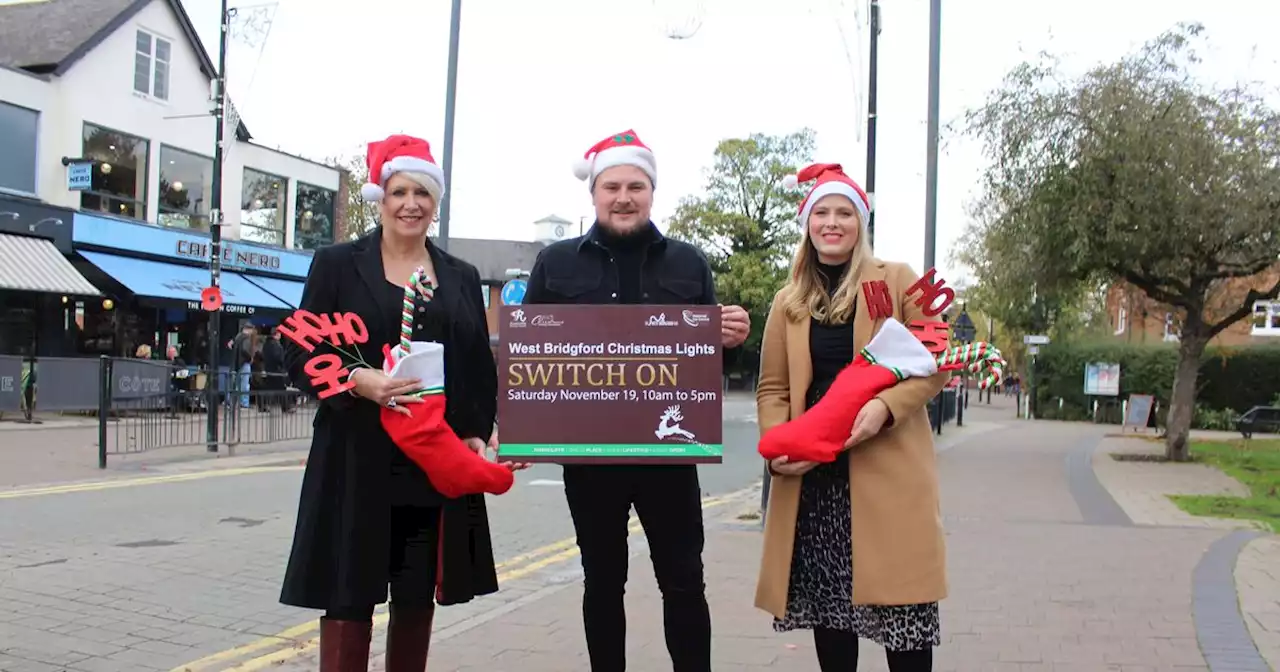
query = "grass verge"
(1168, 439, 1280, 533)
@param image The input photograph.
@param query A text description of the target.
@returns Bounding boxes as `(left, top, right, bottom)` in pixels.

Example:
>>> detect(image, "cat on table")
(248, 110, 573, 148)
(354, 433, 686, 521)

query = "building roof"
(439, 238, 546, 283)
(0, 0, 251, 140)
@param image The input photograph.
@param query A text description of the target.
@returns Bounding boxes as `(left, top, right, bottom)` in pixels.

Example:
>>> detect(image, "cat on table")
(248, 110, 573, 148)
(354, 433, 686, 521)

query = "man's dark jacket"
(522, 223, 740, 368)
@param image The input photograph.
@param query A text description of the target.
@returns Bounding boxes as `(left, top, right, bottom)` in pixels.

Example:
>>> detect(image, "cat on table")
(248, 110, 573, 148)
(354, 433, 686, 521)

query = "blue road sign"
(501, 278, 527, 306)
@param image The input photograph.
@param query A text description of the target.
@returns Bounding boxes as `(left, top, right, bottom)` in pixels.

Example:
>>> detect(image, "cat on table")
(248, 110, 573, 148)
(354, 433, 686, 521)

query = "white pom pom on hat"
(572, 157, 593, 182)
(360, 183, 385, 202)
(781, 173, 799, 189)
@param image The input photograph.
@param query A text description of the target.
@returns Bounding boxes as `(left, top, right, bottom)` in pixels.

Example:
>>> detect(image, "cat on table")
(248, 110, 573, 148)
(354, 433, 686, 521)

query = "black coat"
(278, 228, 500, 609)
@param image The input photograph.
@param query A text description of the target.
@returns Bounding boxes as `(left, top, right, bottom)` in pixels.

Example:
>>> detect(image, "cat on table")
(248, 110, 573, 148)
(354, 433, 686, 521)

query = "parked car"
(1235, 405, 1280, 439)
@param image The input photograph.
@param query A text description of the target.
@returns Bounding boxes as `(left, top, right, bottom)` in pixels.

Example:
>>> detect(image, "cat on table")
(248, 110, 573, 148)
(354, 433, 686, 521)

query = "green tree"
(665, 129, 816, 357)
(959, 23, 1280, 460)
(326, 154, 378, 240)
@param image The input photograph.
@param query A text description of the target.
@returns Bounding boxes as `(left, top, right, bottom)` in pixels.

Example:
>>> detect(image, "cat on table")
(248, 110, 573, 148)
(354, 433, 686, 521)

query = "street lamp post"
(436, 0, 462, 253)
(923, 0, 941, 271)
(865, 0, 881, 250)
(206, 0, 231, 454)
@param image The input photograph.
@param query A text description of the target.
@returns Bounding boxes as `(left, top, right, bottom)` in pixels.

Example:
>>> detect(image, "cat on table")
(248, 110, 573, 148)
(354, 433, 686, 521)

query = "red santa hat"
(782, 163, 871, 228)
(360, 134, 446, 203)
(571, 129, 657, 189)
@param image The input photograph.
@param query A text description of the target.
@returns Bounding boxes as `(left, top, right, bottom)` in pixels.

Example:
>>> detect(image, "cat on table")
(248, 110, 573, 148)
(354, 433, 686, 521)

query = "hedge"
(1028, 342, 1280, 429)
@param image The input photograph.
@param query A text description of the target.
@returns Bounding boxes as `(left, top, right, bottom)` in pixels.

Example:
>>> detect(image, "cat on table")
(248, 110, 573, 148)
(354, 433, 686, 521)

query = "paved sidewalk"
(1093, 434, 1280, 671)
(1237, 537, 1280, 671)
(0, 423, 311, 490)
(308, 415, 1237, 671)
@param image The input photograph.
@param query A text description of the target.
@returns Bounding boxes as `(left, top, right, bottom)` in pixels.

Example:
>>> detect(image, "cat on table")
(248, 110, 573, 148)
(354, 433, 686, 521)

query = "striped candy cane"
(399, 267, 439, 354)
(935, 342, 1006, 390)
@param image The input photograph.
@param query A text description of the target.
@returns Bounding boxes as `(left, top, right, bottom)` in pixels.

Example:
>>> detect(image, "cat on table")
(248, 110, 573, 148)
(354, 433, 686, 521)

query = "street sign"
(1023, 334, 1050, 345)
(501, 278, 527, 306)
(953, 310, 976, 343)
(1027, 345, 1040, 355)
(66, 162, 92, 191)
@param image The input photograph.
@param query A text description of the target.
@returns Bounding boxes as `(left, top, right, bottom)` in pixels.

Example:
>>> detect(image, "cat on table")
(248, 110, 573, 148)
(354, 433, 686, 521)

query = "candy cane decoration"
(399, 267, 439, 354)
(935, 342, 1006, 390)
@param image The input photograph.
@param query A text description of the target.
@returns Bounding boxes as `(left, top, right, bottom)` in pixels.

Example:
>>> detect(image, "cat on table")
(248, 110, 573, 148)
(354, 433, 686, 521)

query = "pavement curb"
(1193, 529, 1271, 671)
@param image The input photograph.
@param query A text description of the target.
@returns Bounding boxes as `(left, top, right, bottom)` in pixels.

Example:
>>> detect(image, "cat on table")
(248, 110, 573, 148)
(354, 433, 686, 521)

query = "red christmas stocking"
(758, 318, 941, 464)
(379, 342, 514, 499)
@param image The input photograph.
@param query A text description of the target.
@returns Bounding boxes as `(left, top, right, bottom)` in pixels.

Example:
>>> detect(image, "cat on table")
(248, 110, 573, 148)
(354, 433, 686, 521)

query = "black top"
(596, 224, 657, 304)
(384, 278, 452, 506)
(805, 261, 855, 477)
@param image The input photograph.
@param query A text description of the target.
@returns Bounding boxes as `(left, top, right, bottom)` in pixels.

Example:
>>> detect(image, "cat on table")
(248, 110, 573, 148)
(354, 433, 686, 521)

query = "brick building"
(1104, 265, 1280, 346)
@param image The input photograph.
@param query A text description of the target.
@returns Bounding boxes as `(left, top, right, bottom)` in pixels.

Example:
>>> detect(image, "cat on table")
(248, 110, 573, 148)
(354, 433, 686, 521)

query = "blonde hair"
(397, 171, 443, 204)
(780, 208, 873, 324)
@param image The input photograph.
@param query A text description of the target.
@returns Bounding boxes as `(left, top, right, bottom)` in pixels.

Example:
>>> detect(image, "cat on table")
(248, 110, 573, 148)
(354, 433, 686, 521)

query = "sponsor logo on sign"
(646, 313, 679, 327)
(531, 314, 564, 327)
(681, 310, 710, 327)
(508, 309, 527, 328)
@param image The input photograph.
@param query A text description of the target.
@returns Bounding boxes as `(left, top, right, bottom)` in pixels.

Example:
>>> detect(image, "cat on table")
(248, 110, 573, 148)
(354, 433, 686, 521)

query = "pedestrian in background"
(522, 129, 751, 672)
(754, 163, 948, 672)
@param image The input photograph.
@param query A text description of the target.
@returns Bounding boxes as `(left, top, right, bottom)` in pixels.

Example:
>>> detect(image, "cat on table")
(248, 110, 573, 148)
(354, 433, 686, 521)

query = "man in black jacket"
(522, 130, 750, 672)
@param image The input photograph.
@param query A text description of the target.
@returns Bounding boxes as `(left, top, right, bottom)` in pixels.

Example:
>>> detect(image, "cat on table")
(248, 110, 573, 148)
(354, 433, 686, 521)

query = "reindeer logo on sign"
(655, 405, 696, 442)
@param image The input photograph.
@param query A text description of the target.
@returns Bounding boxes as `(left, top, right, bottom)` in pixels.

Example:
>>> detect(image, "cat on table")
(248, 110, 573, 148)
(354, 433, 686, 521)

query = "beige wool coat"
(754, 259, 950, 618)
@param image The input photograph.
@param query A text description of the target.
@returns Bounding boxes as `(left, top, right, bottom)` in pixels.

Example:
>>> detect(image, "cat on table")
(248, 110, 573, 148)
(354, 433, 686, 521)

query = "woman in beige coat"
(754, 163, 949, 671)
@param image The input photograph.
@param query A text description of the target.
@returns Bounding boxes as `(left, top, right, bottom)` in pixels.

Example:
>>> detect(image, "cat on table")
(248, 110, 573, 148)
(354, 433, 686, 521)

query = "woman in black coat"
(279, 134, 526, 671)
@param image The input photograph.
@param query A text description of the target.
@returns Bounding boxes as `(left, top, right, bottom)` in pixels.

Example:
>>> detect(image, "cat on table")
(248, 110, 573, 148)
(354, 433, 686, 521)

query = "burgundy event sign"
(497, 305, 723, 464)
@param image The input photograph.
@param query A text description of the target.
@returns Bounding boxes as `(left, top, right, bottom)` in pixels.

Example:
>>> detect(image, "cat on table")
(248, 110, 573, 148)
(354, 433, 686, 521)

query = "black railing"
(95, 360, 315, 467)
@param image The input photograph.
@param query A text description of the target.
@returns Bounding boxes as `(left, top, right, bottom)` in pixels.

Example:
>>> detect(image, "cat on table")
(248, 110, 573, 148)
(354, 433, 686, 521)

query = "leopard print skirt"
(772, 458, 941, 652)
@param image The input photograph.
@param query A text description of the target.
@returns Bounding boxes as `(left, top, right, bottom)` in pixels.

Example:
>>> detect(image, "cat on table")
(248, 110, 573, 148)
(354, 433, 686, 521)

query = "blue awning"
(240, 274, 305, 310)
(79, 251, 291, 312)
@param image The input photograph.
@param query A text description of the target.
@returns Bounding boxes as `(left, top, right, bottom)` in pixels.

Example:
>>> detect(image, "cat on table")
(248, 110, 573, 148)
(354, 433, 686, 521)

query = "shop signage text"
(186, 300, 255, 315)
(176, 240, 282, 271)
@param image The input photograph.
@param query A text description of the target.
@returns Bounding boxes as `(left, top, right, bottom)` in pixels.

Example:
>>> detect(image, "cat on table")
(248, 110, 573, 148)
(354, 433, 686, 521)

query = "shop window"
(0, 102, 38, 195)
(134, 29, 171, 101)
(81, 123, 149, 220)
(294, 183, 335, 250)
(241, 168, 287, 246)
(159, 145, 213, 232)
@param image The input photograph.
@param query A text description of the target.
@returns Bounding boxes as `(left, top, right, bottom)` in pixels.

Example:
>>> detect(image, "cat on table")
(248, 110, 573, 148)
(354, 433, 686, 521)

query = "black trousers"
(563, 464, 711, 672)
(325, 505, 440, 622)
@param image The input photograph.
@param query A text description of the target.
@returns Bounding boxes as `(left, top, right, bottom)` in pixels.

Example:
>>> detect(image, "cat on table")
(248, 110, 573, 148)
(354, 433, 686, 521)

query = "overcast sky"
(184, 0, 1278, 280)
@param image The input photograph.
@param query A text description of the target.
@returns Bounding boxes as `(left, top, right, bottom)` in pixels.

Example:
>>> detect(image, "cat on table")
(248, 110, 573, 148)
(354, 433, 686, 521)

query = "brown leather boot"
(384, 603, 435, 671)
(319, 617, 372, 672)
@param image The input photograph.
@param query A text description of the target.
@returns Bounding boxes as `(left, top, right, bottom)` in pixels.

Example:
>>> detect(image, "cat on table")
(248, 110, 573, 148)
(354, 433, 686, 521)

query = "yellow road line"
(171, 488, 750, 672)
(0, 466, 305, 500)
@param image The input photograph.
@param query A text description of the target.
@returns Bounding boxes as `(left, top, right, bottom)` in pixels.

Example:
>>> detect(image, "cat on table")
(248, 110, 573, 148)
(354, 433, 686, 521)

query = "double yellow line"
(170, 489, 750, 671)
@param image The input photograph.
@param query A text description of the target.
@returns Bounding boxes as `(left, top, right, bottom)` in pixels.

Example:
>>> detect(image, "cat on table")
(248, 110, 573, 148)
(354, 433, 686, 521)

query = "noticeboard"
(1123, 393, 1155, 430)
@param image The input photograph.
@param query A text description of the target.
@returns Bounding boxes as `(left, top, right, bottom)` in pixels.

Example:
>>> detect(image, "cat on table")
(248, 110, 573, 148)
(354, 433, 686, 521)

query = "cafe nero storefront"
(67, 212, 312, 367)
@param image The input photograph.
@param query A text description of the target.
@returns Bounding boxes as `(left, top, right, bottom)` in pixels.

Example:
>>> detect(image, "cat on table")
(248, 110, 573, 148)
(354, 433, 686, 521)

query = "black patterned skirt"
(772, 386, 941, 651)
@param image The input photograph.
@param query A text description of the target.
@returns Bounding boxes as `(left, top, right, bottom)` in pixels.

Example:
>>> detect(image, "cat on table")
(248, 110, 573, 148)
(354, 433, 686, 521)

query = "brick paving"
(1237, 536, 1280, 671)
(329, 416, 1238, 671)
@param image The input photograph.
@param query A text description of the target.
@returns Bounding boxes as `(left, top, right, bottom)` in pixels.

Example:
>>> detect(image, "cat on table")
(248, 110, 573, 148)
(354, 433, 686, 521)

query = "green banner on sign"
(499, 443, 724, 460)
